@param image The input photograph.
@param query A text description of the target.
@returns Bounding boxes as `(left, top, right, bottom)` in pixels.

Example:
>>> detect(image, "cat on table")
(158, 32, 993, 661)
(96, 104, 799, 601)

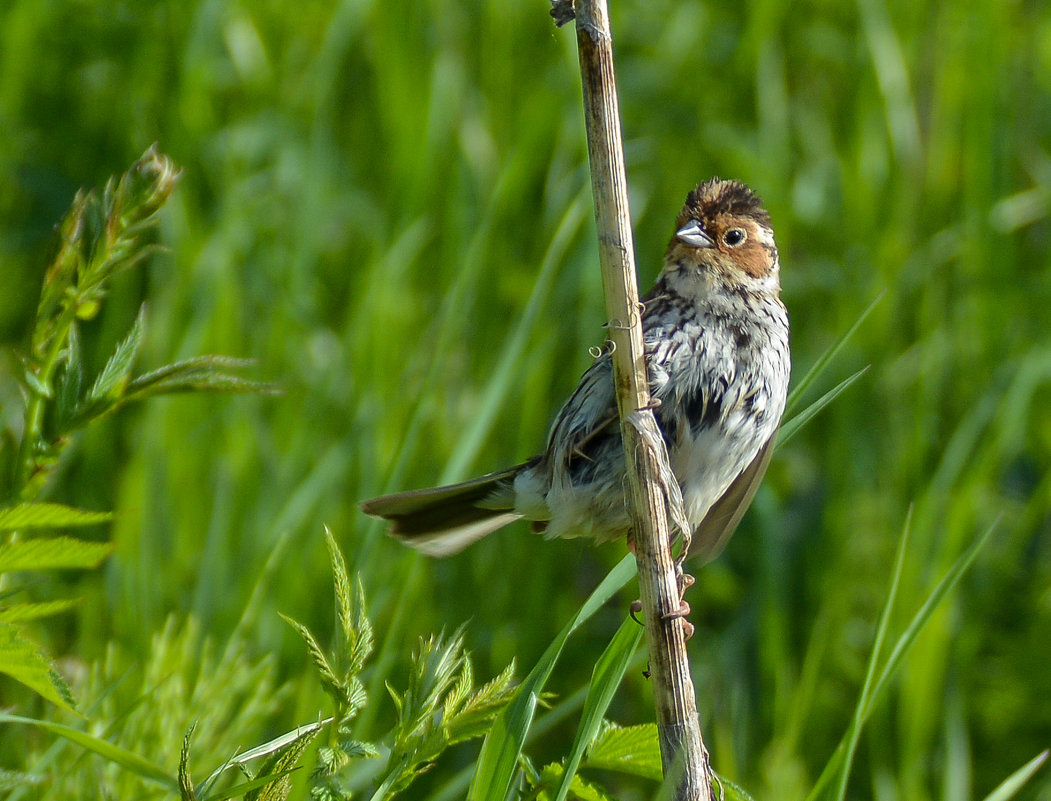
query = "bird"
(360, 178, 790, 563)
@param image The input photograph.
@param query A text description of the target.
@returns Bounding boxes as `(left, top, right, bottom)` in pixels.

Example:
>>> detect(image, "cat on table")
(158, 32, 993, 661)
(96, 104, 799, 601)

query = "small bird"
(361, 178, 790, 563)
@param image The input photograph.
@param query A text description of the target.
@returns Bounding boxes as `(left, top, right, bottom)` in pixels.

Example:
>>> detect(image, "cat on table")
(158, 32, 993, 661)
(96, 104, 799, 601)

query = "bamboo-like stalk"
(558, 0, 713, 798)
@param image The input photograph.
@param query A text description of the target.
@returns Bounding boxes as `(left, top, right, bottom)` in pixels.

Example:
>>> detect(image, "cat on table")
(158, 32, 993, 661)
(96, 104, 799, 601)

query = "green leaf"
(85, 305, 146, 404)
(0, 710, 178, 786)
(537, 763, 615, 801)
(468, 553, 637, 801)
(197, 718, 332, 799)
(0, 503, 112, 531)
(0, 599, 78, 622)
(180, 722, 200, 801)
(585, 723, 662, 782)
(553, 618, 645, 800)
(0, 624, 76, 710)
(280, 613, 346, 706)
(323, 527, 373, 678)
(325, 526, 355, 657)
(210, 767, 301, 801)
(980, 750, 1050, 801)
(0, 536, 112, 572)
(445, 659, 517, 746)
(54, 323, 84, 433)
(785, 291, 882, 414)
(240, 717, 322, 801)
(778, 366, 870, 447)
(339, 740, 380, 759)
(717, 776, 758, 801)
(806, 515, 998, 801)
(123, 355, 274, 400)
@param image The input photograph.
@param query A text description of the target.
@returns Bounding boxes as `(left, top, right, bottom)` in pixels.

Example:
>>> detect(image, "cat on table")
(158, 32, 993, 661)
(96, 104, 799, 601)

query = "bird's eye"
(724, 228, 746, 247)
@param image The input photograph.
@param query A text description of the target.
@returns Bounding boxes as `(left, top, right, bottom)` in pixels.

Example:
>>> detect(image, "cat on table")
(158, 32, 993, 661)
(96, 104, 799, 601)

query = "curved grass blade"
(806, 515, 998, 801)
(468, 553, 636, 801)
(0, 713, 178, 791)
(980, 750, 1049, 801)
(785, 292, 882, 415)
(778, 366, 869, 447)
(552, 615, 644, 801)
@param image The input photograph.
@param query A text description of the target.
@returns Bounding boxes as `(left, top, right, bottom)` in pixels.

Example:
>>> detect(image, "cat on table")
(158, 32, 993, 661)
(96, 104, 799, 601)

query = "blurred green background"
(1, 0, 1049, 798)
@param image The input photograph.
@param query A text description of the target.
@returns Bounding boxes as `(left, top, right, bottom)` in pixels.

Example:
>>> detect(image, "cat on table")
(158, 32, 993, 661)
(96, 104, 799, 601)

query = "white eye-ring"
(724, 228, 746, 247)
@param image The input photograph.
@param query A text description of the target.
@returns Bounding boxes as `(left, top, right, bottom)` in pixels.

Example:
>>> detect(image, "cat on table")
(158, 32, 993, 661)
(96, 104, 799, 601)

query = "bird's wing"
(544, 354, 620, 467)
(690, 432, 777, 563)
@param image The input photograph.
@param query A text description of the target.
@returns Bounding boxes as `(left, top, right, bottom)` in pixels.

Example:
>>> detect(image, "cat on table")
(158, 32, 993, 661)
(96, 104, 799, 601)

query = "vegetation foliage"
(0, 0, 1049, 799)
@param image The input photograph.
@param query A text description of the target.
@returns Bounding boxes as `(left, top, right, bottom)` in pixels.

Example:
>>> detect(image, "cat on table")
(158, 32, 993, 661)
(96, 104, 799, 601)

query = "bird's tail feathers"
(359, 465, 524, 557)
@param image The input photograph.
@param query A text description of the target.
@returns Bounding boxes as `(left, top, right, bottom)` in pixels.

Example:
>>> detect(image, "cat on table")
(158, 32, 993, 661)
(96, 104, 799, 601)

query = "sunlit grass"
(1, 0, 1049, 798)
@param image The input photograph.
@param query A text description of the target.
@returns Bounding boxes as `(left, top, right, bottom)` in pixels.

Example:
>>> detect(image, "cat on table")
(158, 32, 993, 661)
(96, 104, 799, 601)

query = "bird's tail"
(359, 465, 525, 557)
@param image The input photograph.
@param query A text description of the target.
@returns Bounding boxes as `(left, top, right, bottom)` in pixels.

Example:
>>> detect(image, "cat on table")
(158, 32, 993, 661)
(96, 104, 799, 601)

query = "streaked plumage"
(361, 179, 790, 562)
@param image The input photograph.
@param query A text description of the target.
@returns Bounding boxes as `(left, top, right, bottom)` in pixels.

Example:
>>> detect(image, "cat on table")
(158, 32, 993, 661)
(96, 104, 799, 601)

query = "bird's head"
(663, 178, 781, 296)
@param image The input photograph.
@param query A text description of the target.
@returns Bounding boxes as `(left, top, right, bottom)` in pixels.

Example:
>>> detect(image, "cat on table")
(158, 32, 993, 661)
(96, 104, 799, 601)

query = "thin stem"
(565, 1, 712, 798)
(16, 317, 78, 495)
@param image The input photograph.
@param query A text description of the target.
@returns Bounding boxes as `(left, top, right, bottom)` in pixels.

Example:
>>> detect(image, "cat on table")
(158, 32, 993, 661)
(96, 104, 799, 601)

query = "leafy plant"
(0, 147, 270, 709)
(281, 528, 518, 800)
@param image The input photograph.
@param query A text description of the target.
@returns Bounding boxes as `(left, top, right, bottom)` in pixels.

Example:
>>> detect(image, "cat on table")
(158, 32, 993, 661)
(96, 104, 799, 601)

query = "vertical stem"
(13, 304, 78, 502)
(565, 1, 713, 798)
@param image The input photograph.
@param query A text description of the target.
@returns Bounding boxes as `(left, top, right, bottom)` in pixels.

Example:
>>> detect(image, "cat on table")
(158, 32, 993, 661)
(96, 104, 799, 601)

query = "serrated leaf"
(243, 720, 321, 801)
(585, 723, 662, 781)
(180, 721, 200, 801)
(54, 323, 84, 433)
(198, 718, 332, 798)
(0, 623, 76, 710)
(210, 767, 301, 801)
(344, 676, 367, 719)
(0, 503, 112, 531)
(124, 356, 274, 400)
(280, 613, 345, 706)
(0, 536, 112, 572)
(86, 305, 145, 404)
(0, 599, 78, 622)
(339, 740, 380, 759)
(537, 764, 615, 801)
(444, 653, 473, 716)
(446, 660, 517, 746)
(349, 578, 374, 677)
(716, 775, 757, 801)
(324, 527, 355, 667)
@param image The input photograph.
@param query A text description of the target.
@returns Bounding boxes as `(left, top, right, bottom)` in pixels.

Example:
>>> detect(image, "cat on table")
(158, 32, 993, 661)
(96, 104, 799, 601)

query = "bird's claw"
(677, 570, 695, 597)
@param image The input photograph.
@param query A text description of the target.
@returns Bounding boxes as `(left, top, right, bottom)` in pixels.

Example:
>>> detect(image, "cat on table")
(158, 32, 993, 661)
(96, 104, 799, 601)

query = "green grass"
(1, 0, 1050, 798)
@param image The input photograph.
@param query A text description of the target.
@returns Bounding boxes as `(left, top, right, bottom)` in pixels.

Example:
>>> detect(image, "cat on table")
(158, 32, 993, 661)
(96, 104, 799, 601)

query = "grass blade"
(468, 553, 637, 801)
(777, 366, 869, 447)
(552, 615, 644, 801)
(806, 515, 998, 801)
(980, 750, 1050, 801)
(785, 292, 882, 415)
(0, 713, 178, 791)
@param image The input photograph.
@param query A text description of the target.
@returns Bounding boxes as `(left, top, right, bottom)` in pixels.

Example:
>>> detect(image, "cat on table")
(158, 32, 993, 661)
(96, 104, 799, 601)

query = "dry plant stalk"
(561, 0, 714, 798)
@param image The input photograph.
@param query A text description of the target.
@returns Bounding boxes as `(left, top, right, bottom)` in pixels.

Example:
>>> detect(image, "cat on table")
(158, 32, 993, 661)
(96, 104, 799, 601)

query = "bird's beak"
(675, 220, 715, 248)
